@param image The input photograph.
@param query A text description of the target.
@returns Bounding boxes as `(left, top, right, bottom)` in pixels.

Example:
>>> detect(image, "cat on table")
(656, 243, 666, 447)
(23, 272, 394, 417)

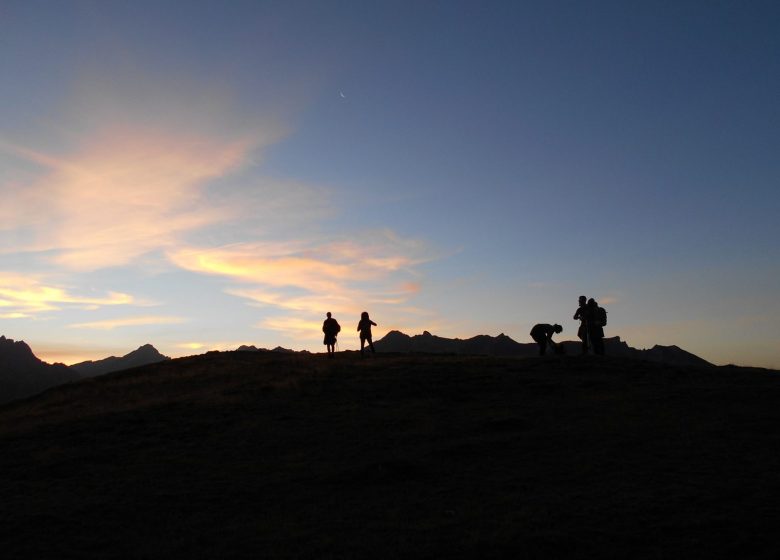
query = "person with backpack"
(585, 299, 607, 355)
(530, 323, 563, 356)
(573, 295, 589, 355)
(322, 312, 341, 357)
(357, 311, 377, 357)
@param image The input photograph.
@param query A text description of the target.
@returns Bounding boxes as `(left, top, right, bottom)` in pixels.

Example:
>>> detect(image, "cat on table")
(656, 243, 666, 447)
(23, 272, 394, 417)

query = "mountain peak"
(130, 344, 166, 359)
(0, 335, 40, 369)
(1, 335, 79, 403)
(71, 345, 170, 378)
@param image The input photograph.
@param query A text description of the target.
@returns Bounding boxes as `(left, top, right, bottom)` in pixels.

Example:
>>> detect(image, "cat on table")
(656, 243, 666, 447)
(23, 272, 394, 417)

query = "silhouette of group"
(322, 296, 607, 358)
(531, 295, 608, 356)
(321, 311, 378, 358)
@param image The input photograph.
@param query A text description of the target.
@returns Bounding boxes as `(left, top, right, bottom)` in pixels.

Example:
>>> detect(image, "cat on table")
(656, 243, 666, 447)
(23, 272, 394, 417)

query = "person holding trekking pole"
(573, 295, 589, 355)
(585, 298, 607, 356)
(322, 312, 341, 357)
(357, 311, 377, 357)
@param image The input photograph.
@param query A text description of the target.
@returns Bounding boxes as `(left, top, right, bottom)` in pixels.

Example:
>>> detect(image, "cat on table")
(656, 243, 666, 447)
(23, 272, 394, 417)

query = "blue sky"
(1, 1, 778, 367)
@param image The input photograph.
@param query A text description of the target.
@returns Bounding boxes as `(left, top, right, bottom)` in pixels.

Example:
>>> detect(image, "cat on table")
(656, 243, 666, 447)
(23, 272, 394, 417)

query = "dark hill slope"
(1, 352, 778, 558)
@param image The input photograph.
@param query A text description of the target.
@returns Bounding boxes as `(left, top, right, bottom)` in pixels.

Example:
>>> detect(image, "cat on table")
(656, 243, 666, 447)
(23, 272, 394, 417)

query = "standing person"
(573, 295, 589, 354)
(529, 323, 563, 356)
(322, 312, 341, 357)
(585, 299, 606, 355)
(357, 311, 377, 357)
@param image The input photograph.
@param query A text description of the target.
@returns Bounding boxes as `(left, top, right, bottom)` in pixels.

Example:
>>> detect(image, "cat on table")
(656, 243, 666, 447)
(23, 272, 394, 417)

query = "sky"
(1, 0, 778, 368)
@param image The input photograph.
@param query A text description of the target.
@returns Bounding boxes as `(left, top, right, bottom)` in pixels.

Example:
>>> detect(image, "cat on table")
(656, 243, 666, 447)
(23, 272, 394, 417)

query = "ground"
(1, 352, 779, 559)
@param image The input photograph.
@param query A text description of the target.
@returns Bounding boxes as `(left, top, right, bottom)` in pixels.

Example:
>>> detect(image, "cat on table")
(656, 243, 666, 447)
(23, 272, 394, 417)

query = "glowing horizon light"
(68, 316, 188, 330)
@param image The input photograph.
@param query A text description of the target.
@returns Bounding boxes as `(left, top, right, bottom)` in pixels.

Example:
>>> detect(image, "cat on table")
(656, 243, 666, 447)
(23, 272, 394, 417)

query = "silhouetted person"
(322, 312, 341, 357)
(573, 295, 589, 354)
(530, 323, 562, 356)
(585, 298, 606, 355)
(357, 311, 377, 356)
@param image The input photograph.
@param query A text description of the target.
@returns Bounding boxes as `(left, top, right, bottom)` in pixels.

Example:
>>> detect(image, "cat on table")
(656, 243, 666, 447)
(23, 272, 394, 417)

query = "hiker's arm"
(371, 321, 377, 326)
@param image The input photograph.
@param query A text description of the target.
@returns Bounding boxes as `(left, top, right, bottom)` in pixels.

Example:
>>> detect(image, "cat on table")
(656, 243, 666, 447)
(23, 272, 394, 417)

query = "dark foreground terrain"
(1, 352, 780, 559)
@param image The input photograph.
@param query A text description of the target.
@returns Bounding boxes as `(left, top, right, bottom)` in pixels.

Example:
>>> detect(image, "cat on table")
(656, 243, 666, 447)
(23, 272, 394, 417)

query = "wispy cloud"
(0, 69, 294, 272)
(167, 231, 436, 341)
(259, 316, 325, 341)
(0, 272, 133, 316)
(0, 80, 442, 345)
(68, 316, 187, 330)
(0, 129, 264, 270)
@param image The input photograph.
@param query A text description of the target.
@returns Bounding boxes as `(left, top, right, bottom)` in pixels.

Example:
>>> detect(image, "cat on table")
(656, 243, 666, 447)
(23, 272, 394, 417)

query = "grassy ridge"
(1, 352, 779, 558)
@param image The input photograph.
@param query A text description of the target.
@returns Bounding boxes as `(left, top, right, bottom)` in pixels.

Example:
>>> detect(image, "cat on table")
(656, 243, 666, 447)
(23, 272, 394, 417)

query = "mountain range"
(0, 335, 79, 403)
(0, 330, 711, 405)
(70, 344, 170, 377)
(373, 330, 713, 367)
(0, 337, 169, 404)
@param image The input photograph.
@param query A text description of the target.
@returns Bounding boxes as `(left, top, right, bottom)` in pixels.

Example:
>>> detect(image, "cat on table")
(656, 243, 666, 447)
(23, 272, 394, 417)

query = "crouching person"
(530, 323, 562, 356)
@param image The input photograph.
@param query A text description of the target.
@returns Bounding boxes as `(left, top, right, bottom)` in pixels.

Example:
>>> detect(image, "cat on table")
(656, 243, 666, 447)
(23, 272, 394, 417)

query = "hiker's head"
(553, 324, 563, 334)
(361, 311, 369, 320)
(588, 298, 597, 307)
(326, 312, 332, 318)
(579, 295, 586, 304)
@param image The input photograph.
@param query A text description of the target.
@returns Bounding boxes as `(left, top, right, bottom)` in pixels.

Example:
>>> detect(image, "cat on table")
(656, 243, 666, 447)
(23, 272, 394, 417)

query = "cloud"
(68, 315, 187, 330)
(169, 232, 429, 287)
(168, 232, 435, 341)
(259, 316, 325, 341)
(0, 128, 267, 269)
(0, 68, 295, 271)
(0, 78, 442, 345)
(170, 234, 428, 303)
(0, 272, 133, 316)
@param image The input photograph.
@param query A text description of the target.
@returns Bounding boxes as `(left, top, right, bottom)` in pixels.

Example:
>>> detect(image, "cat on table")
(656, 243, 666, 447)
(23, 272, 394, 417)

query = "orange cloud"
(0, 273, 133, 315)
(0, 70, 294, 270)
(169, 234, 433, 342)
(0, 130, 262, 270)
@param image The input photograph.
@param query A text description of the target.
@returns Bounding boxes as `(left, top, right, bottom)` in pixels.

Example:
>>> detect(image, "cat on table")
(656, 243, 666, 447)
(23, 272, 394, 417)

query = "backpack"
(598, 307, 607, 327)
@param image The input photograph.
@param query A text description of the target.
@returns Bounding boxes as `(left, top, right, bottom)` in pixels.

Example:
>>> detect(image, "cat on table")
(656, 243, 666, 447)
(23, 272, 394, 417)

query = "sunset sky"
(1, 1, 778, 368)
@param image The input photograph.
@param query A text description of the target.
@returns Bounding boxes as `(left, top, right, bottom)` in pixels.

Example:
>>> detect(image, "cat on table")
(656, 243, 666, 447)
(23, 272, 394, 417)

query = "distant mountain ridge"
(71, 344, 170, 377)
(374, 330, 712, 367)
(0, 335, 79, 404)
(236, 345, 299, 354)
(0, 330, 712, 405)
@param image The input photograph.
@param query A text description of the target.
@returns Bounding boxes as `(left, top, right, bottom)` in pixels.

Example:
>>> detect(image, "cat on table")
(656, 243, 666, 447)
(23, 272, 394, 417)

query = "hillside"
(1, 351, 779, 558)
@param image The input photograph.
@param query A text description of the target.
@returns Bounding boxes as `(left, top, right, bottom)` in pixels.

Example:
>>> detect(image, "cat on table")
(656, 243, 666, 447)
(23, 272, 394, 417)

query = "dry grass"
(1, 352, 779, 558)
